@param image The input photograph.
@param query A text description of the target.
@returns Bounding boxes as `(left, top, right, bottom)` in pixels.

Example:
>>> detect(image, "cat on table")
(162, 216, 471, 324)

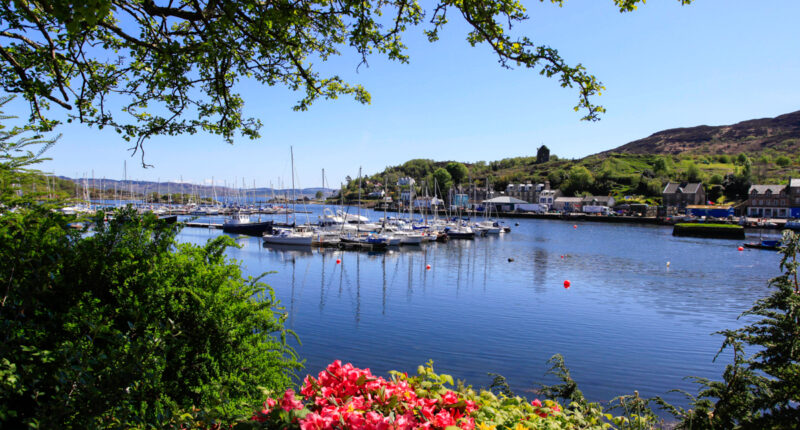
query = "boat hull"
(223, 221, 273, 236)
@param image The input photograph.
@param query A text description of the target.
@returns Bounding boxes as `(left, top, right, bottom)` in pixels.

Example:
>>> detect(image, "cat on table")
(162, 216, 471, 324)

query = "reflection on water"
(177, 208, 781, 410)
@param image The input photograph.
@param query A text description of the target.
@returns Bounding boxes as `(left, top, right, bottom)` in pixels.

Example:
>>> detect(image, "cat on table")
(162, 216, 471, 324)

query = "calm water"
(178, 205, 782, 409)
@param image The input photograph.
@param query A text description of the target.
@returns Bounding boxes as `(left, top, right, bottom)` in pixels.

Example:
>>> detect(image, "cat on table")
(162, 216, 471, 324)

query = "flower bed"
(244, 361, 628, 430)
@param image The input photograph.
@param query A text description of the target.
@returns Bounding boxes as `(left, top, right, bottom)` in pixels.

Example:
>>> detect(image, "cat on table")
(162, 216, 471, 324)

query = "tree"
(315, 190, 324, 199)
(0, 1, 694, 155)
(445, 162, 468, 186)
(0, 103, 299, 427)
(432, 167, 453, 192)
(561, 165, 594, 196)
(653, 157, 670, 176)
(775, 155, 791, 167)
(685, 162, 701, 182)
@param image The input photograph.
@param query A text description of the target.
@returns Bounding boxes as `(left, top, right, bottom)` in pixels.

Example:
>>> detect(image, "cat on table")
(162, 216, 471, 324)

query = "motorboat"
(222, 211, 273, 236)
(263, 227, 313, 246)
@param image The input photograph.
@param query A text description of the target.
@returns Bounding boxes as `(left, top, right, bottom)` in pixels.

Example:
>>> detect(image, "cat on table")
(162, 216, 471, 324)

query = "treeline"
(342, 151, 799, 205)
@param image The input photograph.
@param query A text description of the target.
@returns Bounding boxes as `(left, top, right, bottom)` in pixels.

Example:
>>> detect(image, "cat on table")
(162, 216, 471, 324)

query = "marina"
(176, 203, 784, 414)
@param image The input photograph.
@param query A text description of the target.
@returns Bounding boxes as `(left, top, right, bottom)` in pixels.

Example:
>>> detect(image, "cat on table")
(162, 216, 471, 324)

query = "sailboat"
(263, 147, 313, 246)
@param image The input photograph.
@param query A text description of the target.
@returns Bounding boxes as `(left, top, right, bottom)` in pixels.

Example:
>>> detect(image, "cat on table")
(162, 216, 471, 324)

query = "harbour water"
(178, 204, 782, 410)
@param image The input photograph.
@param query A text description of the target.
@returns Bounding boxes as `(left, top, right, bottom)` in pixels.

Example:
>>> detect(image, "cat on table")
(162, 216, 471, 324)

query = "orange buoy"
(336, 259, 341, 264)
(563, 280, 571, 289)
(426, 264, 431, 270)
(573, 225, 577, 229)
(737, 246, 744, 251)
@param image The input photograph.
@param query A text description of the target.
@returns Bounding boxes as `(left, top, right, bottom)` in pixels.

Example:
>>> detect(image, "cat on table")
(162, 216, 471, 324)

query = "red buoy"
(563, 280, 571, 289)
(336, 259, 341, 264)
(426, 264, 431, 270)
(573, 225, 578, 229)
(560, 255, 564, 259)
(737, 246, 743, 252)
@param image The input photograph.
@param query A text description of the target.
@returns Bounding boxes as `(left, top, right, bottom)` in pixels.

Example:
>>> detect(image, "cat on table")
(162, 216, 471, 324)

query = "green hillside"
(346, 151, 800, 206)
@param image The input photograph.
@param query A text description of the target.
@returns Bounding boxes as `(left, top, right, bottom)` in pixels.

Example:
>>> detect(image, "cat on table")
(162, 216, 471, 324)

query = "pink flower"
(464, 400, 478, 413)
(551, 404, 562, 413)
(434, 409, 456, 428)
(281, 389, 304, 411)
(442, 391, 459, 405)
(531, 398, 542, 407)
(459, 417, 476, 430)
(299, 412, 328, 430)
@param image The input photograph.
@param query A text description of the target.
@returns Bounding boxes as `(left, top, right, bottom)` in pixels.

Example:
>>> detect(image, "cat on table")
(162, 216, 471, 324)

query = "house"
(581, 195, 616, 208)
(482, 196, 529, 212)
(367, 190, 385, 198)
(552, 197, 583, 212)
(397, 177, 416, 186)
(537, 189, 561, 209)
(747, 184, 790, 218)
(791, 178, 800, 218)
(662, 182, 706, 209)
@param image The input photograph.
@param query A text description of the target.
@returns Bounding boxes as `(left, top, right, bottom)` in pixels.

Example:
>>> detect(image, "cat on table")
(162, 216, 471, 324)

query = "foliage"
(0, 0, 671, 154)
(562, 165, 595, 196)
(241, 360, 652, 430)
(432, 167, 453, 192)
(446, 162, 469, 186)
(685, 162, 701, 182)
(0, 206, 301, 428)
(775, 155, 791, 167)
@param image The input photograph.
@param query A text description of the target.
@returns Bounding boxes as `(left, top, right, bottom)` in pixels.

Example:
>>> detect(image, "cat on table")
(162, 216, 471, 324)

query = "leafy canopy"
(0, 0, 690, 155)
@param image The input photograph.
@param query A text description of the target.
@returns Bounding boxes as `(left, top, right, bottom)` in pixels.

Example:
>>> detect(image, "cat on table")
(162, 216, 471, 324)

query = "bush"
(0, 208, 300, 427)
(775, 155, 791, 167)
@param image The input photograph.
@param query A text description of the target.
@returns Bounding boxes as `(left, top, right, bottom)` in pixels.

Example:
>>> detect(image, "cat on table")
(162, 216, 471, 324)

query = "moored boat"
(222, 211, 273, 236)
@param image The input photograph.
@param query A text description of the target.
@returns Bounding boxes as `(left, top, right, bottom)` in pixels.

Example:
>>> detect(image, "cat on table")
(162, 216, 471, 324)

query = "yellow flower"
(476, 423, 497, 430)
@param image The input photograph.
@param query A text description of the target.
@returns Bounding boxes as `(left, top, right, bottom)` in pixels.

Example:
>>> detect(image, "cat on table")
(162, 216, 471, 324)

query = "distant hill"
(603, 110, 800, 155)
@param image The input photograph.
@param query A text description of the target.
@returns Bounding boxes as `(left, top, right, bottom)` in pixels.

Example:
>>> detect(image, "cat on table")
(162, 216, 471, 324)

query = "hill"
(604, 110, 800, 155)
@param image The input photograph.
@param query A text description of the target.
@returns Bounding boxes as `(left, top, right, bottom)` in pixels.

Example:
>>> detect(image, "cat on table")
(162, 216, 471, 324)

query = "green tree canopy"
(432, 167, 453, 192)
(445, 162, 469, 185)
(0, 0, 692, 153)
(562, 165, 594, 196)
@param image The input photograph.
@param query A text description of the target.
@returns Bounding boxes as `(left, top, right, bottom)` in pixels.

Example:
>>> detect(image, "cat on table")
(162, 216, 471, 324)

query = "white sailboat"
(263, 147, 313, 246)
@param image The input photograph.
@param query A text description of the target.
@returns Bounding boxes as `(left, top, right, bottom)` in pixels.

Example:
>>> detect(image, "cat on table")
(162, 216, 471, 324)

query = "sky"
(20, 0, 800, 189)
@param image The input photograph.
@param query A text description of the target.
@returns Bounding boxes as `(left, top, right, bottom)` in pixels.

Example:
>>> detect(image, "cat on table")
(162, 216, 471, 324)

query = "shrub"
(0, 207, 300, 427)
(775, 155, 791, 167)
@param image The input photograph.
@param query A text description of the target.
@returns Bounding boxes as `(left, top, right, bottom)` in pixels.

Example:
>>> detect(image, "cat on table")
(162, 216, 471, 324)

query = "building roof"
(790, 178, 800, 188)
(554, 197, 584, 203)
(483, 196, 529, 204)
(749, 184, 786, 195)
(663, 182, 703, 194)
(581, 195, 615, 204)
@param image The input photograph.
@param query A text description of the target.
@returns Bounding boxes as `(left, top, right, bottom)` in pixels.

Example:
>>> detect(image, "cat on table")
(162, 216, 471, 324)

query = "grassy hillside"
(350, 152, 800, 206)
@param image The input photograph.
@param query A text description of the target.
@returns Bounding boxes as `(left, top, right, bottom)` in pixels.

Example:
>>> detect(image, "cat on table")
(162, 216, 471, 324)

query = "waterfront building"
(581, 195, 616, 208)
(747, 183, 793, 218)
(553, 196, 583, 212)
(662, 182, 706, 210)
(482, 196, 529, 212)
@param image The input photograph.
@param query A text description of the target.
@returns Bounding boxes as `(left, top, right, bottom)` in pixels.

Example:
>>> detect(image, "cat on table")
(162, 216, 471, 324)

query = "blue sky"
(27, 0, 800, 189)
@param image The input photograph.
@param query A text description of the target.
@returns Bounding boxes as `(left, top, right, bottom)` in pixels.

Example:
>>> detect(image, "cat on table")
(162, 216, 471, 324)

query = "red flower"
(434, 409, 456, 428)
(281, 389, 304, 411)
(442, 390, 459, 405)
(531, 398, 542, 407)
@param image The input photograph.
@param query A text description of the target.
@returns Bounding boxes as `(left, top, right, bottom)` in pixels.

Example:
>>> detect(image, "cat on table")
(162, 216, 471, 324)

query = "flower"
(433, 409, 456, 428)
(281, 389, 304, 411)
(531, 398, 542, 407)
(442, 390, 459, 405)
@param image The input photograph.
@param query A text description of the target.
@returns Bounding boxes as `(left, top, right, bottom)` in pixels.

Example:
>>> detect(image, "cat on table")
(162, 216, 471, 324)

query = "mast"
(290, 146, 296, 227)
(357, 166, 362, 232)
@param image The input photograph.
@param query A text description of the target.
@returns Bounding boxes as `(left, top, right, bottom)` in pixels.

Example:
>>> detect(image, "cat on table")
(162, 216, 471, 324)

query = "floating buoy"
(508, 258, 514, 262)
(560, 255, 564, 259)
(737, 246, 744, 251)
(515, 222, 520, 226)
(573, 225, 578, 229)
(336, 259, 341, 264)
(563, 280, 571, 289)
(426, 264, 431, 270)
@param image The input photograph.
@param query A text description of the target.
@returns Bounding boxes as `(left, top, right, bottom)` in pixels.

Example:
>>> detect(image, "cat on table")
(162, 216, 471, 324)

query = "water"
(178, 204, 782, 410)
